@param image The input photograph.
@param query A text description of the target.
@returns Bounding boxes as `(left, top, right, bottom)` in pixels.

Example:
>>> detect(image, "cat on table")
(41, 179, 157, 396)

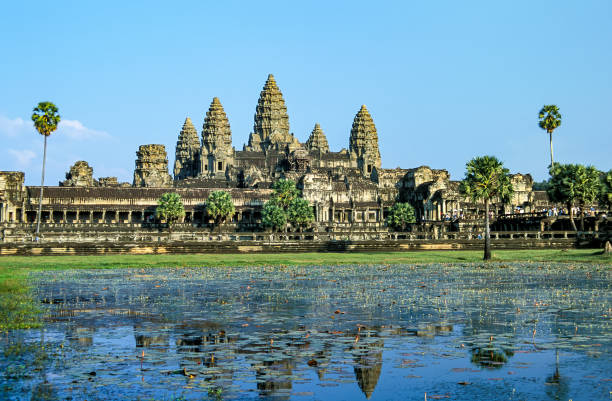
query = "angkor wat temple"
(1, 74, 551, 240)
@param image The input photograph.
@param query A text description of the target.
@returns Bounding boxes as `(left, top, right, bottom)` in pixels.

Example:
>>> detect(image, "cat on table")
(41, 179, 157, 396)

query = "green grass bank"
(1, 249, 610, 270)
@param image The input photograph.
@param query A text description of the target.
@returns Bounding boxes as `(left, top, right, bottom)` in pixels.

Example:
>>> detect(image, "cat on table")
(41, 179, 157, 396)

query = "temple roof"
(349, 105, 381, 164)
(175, 117, 200, 154)
(305, 123, 330, 153)
(246, 74, 292, 151)
(202, 97, 232, 153)
(26, 186, 272, 202)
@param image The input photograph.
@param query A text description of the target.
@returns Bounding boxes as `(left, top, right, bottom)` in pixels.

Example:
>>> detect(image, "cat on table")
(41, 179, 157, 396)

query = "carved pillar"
(62, 210, 67, 224)
(102, 209, 106, 223)
(114, 211, 119, 223)
(89, 211, 93, 223)
(76, 210, 80, 223)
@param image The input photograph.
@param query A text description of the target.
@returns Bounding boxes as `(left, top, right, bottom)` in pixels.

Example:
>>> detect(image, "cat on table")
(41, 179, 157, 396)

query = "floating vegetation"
(0, 262, 610, 400)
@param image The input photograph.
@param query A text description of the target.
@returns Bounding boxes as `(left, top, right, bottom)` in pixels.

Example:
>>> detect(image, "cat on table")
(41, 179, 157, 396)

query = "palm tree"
(461, 156, 513, 260)
(538, 105, 561, 167)
(31, 102, 61, 240)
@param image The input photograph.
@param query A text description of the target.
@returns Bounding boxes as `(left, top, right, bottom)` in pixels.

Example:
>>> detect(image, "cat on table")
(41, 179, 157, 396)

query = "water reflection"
(353, 338, 383, 399)
(1, 264, 610, 400)
(66, 326, 94, 348)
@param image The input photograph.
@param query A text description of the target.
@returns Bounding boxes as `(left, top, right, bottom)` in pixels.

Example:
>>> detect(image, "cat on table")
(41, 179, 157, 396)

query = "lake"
(1, 263, 611, 400)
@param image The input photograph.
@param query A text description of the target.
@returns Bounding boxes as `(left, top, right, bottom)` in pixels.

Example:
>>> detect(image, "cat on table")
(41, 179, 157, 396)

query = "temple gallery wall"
(1, 74, 592, 242)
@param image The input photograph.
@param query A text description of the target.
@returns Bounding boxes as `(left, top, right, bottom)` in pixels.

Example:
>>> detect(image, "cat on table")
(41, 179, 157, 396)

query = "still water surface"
(1, 263, 611, 400)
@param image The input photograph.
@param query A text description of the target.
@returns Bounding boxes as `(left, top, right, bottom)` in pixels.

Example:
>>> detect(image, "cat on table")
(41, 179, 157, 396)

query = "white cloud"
(0, 115, 30, 137)
(8, 149, 36, 167)
(0, 114, 112, 141)
(59, 119, 112, 140)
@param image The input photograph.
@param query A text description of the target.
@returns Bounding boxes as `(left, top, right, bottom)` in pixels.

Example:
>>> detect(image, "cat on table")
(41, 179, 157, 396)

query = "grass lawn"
(0, 249, 610, 270)
(0, 266, 41, 331)
(0, 249, 609, 331)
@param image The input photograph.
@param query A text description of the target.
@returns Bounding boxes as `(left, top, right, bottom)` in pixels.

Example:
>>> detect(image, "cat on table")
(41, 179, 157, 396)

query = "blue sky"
(1, 1, 610, 185)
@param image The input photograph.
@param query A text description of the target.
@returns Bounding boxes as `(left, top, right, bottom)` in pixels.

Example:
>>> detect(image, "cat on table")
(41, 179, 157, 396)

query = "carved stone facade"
(245, 74, 300, 153)
(60, 161, 94, 187)
(0, 172, 24, 223)
(200, 97, 233, 179)
(133, 145, 172, 188)
(173, 118, 200, 180)
(349, 105, 381, 176)
(305, 123, 329, 154)
(0, 74, 572, 237)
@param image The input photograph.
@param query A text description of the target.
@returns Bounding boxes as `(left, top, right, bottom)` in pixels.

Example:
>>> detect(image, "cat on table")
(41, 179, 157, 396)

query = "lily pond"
(1, 263, 611, 401)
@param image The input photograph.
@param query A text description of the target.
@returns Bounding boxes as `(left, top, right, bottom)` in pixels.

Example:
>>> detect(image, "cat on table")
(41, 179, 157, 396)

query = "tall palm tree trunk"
(549, 131, 554, 167)
(484, 199, 491, 260)
(35, 135, 47, 240)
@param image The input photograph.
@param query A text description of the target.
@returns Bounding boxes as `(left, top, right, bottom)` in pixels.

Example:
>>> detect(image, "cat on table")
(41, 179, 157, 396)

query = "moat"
(2, 264, 611, 400)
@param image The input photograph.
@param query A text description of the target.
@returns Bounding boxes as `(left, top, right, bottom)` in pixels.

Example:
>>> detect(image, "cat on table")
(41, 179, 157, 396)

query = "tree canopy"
(287, 197, 314, 229)
(263, 179, 313, 231)
(271, 179, 300, 210)
(538, 105, 561, 167)
(538, 105, 562, 134)
(548, 163, 600, 207)
(155, 192, 185, 230)
(548, 163, 601, 230)
(385, 202, 416, 231)
(206, 190, 235, 224)
(600, 169, 612, 209)
(461, 156, 513, 204)
(32, 102, 61, 137)
(461, 155, 513, 260)
(262, 202, 287, 232)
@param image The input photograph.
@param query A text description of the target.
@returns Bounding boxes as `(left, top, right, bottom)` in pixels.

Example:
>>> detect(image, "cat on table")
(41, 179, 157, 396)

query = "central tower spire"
(349, 105, 381, 175)
(246, 74, 296, 152)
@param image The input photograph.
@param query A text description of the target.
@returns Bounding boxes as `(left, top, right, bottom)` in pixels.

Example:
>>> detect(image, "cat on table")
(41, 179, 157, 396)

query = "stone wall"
(0, 236, 581, 256)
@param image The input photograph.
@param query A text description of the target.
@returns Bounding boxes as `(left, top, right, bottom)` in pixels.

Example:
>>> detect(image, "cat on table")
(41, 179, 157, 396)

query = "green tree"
(461, 156, 513, 260)
(287, 197, 314, 230)
(155, 192, 185, 232)
(271, 179, 300, 210)
(600, 169, 612, 210)
(262, 201, 287, 232)
(385, 202, 416, 231)
(205, 190, 235, 227)
(31, 102, 61, 240)
(548, 163, 601, 231)
(532, 180, 551, 191)
(538, 105, 562, 167)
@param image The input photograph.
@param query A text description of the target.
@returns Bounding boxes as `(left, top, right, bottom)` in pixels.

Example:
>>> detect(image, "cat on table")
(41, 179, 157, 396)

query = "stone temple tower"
(173, 117, 200, 180)
(349, 105, 381, 176)
(245, 74, 299, 152)
(133, 144, 172, 187)
(305, 123, 330, 153)
(200, 97, 233, 178)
